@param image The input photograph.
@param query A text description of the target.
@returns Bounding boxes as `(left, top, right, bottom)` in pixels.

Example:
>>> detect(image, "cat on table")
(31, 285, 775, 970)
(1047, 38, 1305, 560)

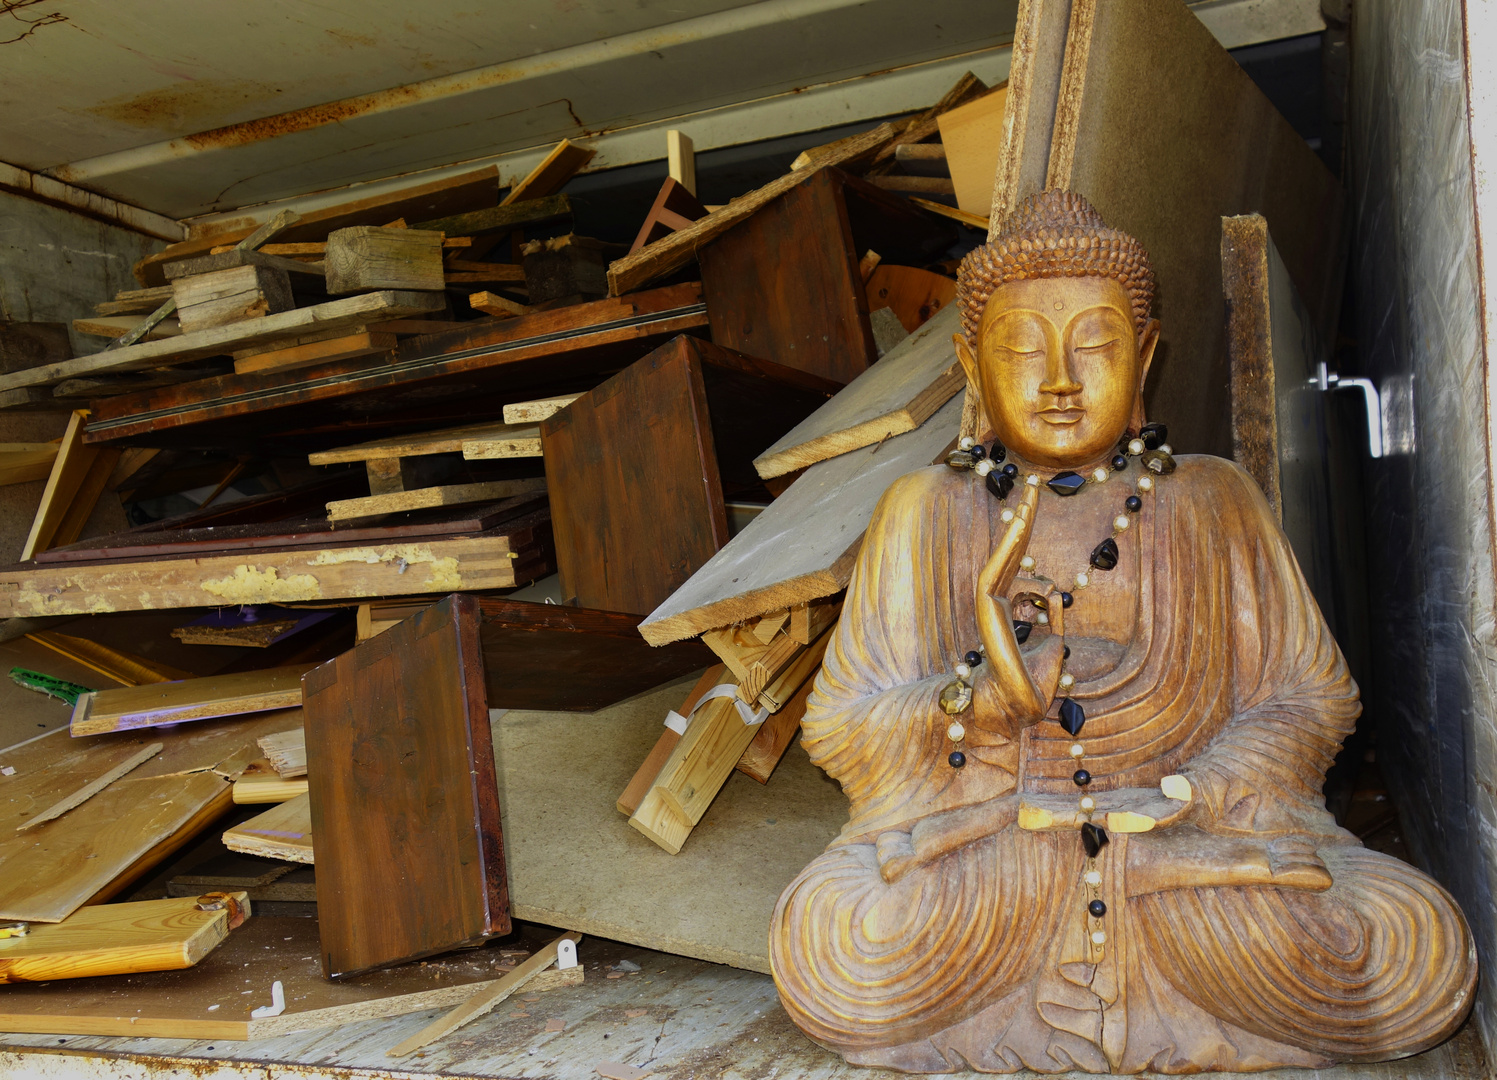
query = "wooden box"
(542, 335, 839, 615)
(698, 167, 955, 384)
(303, 594, 508, 978)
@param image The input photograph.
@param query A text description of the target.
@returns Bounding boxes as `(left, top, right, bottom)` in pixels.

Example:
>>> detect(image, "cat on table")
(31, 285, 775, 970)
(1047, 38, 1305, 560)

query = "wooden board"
(0, 443, 58, 487)
(222, 793, 314, 864)
(502, 395, 581, 425)
(0, 513, 553, 618)
(543, 335, 838, 614)
(616, 665, 725, 816)
(502, 140, 595, 205)
(325, 477, 547, 522)
(70, 669, 310, 737)
(0, 916, 582, 1040)
(72, 315, 181, 340)
(752, 304, 963, 479)
(305, 594, 506, 978)
(0, 711, 296, 923)
(865, 263, 959, 334)
(233, 331, 396, 376)
(411, 193, 572, 238)
(0, 894, 246, 983)
(638, 390, 962, 645)
(937, 86, 1011, 218)
(476, 597, 713, 712)
(309, 420, 541, 465)
(0, 291, 446, 394)
(20, 412, 121, 561)
(1037, 0, 1344, 458)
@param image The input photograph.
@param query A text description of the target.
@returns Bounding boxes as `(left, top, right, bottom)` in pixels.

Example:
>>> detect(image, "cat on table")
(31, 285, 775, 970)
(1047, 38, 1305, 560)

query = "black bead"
(1001, 463, 1019, 479)
(1013, 620, 1032, 644)
(1090, 537, 1119, 571)
(1073, 768, 1092, 787)
(1088, 899, 1107, 918)
(1080, 822, 1109, 858)
(948, 750, 966, 769)
(1110, 454, 1128, 472)
(1059, 697, 1085, 736)
(964, 650, 982, 668)
(969, 443, 986, 461)
(1063, 645, 1071, 659)
(1060, 591, 1073, 608)
(1125, 495, 1143, 513)
(985, 470, 1014, 501)
(1046, 471, 1087, 496)
(1140, 422, 1168, 450)
(988, 443, 1006, 463)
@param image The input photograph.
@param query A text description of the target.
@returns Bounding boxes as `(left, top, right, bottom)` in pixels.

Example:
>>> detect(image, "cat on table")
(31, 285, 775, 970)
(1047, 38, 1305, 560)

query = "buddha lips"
(944, 422, 1176, 958)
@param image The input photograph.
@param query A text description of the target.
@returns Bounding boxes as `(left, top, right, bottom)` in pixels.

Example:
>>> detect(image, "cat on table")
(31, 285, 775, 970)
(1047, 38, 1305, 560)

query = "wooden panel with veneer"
(866, 264, 958, 334)
(304, 594, 508, 977)
(69, 667, 311, 736)
(543, 335, 838, 615)
(223, 792, 314, 864)
(628, 178, 709, 256)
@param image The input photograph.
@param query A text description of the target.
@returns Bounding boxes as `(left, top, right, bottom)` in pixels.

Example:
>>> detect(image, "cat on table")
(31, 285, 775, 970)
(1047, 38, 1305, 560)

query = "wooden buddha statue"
(769, 191, 1474, 1073)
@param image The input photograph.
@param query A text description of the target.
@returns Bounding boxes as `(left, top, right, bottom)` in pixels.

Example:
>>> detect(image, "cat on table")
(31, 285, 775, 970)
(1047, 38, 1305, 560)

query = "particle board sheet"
(304, 594, 508, 978)
(222, 793, 313, 864)
(0, 916, 581, 1040)
(493, 674, 846, 973)
(476, 597, 713, 712)
(70, 667, 310, 736)
(1037, 0, 1344, 459)
(0, 711, 298, 923)
(639, 391, 963, 645)
(753, 304, 964, 479)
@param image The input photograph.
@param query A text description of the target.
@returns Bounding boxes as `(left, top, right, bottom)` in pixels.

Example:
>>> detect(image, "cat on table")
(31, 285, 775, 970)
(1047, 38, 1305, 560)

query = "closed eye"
(1074, 339, 1120, 352)
(995, 346, 1044, 359)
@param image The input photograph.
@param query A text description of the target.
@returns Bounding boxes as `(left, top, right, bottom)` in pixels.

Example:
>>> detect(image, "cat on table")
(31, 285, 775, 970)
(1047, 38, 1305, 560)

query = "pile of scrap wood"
(0, 0, 1347, 1052)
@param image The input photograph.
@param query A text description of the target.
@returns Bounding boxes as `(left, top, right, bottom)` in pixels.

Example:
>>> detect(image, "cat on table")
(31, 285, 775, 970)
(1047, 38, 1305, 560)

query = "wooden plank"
(173, 264, 295, 335)
(0, 443, 58, 487)
(936, 86, 1010, 218)
(72, 315, 181, 340)
(991, 0, 1073, 225)
(638, 390, 962, 645)
(69, 668, 310, 737)
(0, 916, 581, 1040)
(543, 336, 836, 615)
(0, 893, 247, 983)
(326, 227, 445, 294)
(305, 594, 507, 978)
(502, 140, 595, 206)
(20, 412, 120, 561)
(866, 263, 959, 333)
(503, 395, 580, 424)
(232, 331, 395, 376)
(412, 193, 572, 237)
(325, 477, 546, 522)
(16, 742, 163, 831)
(162, 248, 326, 282)
(667, 130, 697, 196)
(258, 727, 306, 778)
(616, 664, 725, 816)
(752, 304, 963, 479)
(310, 421, 541, 465)
(0, 291, 446, 393)
(0, 711, 294, 922)
(1038, 0, 1344, 458)
(222, 793, 314, 864)
(736, 664, 817, 785)
(461, 429, 543, 459)
(232, 763, 308, 805)
(865, 176, 956, 194)
(909, 196, 989, 230)
(468, 290, 528, 318)
(476, 596, 713, 712)
(27, 631, 187, 687)
(607, 123, 898, 295)
(386, 931, 580, 1057)
(96, 286, 175, 316)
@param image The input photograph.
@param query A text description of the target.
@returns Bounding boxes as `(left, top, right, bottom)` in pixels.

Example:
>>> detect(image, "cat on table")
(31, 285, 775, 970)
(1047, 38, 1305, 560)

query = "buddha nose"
(1038, 344, 1083, 397)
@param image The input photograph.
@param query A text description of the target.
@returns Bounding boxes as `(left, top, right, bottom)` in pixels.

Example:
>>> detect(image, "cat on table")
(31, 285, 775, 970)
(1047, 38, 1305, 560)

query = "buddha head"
(954, 191, 1160, 470)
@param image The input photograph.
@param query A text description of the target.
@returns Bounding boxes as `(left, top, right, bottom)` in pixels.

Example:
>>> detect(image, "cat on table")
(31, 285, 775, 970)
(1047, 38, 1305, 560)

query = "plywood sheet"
(937, 85, 1010, 217)
(494, 675, 846, 973)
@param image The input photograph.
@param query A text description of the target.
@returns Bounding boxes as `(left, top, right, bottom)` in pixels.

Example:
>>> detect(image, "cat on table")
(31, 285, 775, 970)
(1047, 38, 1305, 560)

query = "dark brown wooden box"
(542, 335, 839, 615)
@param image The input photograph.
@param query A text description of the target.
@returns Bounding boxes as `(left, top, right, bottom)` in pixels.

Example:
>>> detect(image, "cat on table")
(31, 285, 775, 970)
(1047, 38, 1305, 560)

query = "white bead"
(1137, 475, 1154, 491)
(955, 663, 971, 679)
(1159, 443, 1172, 455)
(1059, 673, 1074, 689)
(1128, 439, 1145, 455)
(1114, 514, 1130, 531)
(959, 436, 975, 450)
(947, 722, 965, 742)
(1000, 508, 1015, 523)
(1074, 572, 1090, 589)
(975, 459, 995, 476)
(1036, 612, 1049, 625)
(1020, 555, 1035, 571)
(1080, 795, 1095, 811)
(1026, 473, 1041, 486)
(1091, 930, 1107, 945)
(1069, 743, 1085, 758)
(1091, 467, 1109, 484)
(1084, 870, 1102, 885)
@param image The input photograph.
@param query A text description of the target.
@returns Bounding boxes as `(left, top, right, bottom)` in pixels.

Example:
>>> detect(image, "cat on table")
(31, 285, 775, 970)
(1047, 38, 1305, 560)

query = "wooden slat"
(233, 331, 395, 376)
(72, 315, 181, 340)
(0, 291, 446, 393)
(0, 894, 247, 982)
(70, 668, 310, 737)
(28, 631, 188, 687)
(326, 477, 546, 522)
(20, 411, 121, 561)
(16, 743, 163, 831)
(411, 193, 571, 237)
(502, 140, 595, 206)
(257, 727, 306, 778)
(616, 664, 725, 816)
(502, 395, 580, 424)
(222, 793, 314, 864)
(309, 420, 540, 465)
(0, 443, 58, 487)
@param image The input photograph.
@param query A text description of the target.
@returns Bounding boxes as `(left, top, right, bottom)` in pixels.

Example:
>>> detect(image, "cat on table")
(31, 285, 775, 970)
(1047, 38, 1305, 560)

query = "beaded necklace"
(939, 421, 1176, 959)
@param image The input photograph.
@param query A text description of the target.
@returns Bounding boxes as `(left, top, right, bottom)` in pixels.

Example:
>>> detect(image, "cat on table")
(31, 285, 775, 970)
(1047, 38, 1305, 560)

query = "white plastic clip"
(556, 939, 578, 970)
(251, 980, 286, 1018)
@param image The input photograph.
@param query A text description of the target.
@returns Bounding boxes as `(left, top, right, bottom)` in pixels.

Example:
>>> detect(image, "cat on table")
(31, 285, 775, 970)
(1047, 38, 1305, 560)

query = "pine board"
(639, 391, 962, 645)
(222, 793, 314, 864)
(70, 668, 311, 736)
(308, 421, 542, 465)
(752, 304, 963, 479)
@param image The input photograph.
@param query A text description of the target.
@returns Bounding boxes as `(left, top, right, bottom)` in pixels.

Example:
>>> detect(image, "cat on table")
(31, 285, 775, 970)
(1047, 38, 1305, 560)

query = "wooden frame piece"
(70, 666, 312, 737)
(20, 411, 121, 561)
(628, 178, 709, 256)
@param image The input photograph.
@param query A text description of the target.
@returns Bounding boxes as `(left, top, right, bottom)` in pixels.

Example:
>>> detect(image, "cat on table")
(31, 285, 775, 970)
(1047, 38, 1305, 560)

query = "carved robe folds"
(769, 457, 1474, 1073)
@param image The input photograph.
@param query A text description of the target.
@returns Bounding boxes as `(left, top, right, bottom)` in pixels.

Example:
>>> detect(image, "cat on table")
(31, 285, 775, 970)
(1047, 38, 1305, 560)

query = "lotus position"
(769, 191, 1474, 1074)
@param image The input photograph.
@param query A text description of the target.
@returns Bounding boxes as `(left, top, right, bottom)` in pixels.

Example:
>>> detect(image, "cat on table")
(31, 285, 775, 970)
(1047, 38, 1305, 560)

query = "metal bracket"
(1315, 361, 1384, 457)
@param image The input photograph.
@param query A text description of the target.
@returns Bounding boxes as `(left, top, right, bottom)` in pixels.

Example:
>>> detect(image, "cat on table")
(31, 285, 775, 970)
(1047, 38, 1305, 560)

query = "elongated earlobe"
(1129, 319, 1161, 434)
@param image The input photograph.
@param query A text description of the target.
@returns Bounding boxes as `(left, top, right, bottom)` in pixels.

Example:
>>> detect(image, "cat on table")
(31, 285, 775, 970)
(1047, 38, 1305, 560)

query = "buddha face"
(954, 275, 1159, 469)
